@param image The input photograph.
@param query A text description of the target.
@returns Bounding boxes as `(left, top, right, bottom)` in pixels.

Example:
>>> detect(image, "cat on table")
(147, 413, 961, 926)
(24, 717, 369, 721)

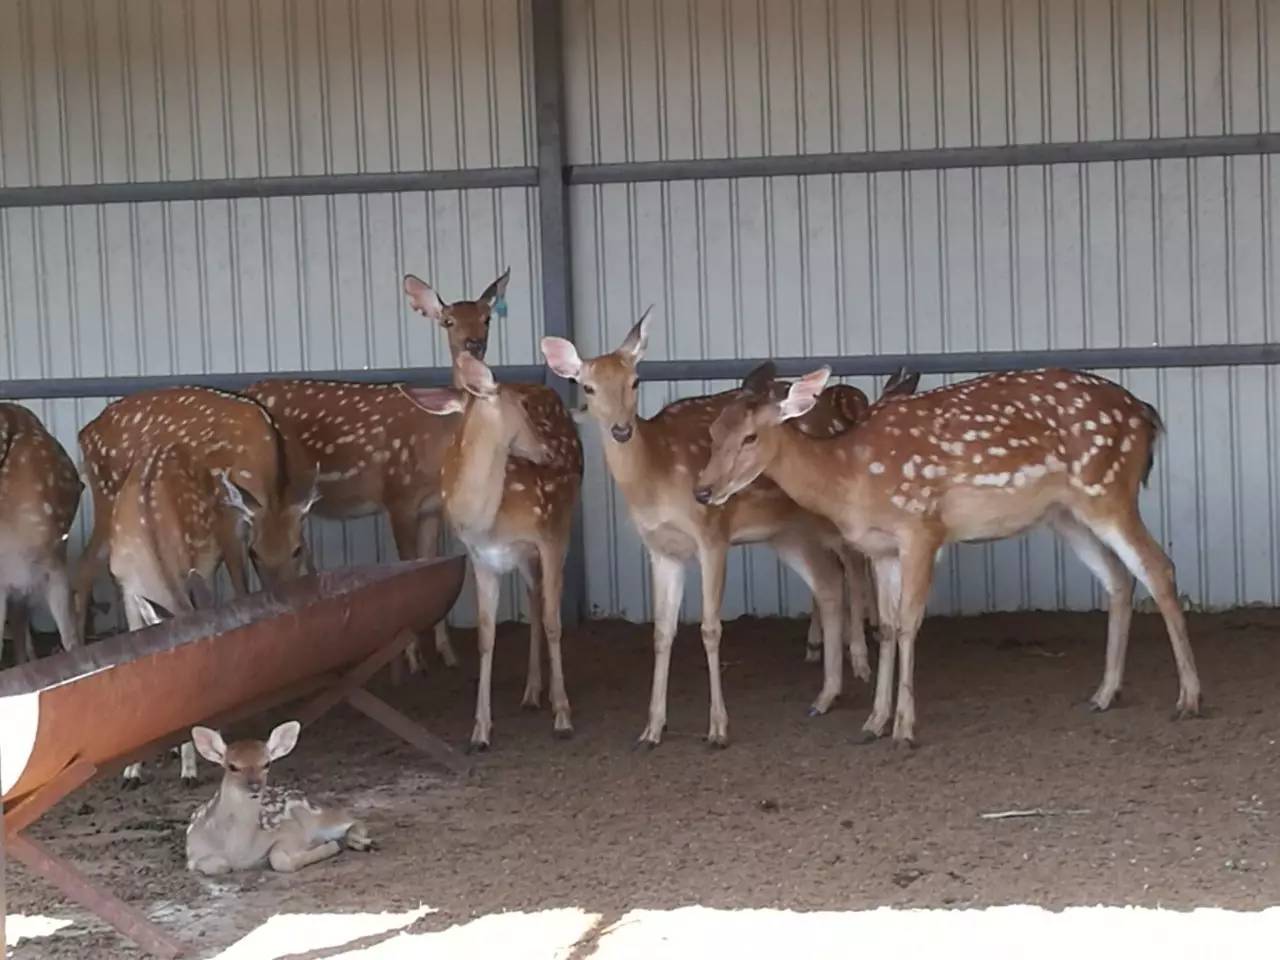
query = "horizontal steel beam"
(3, 344, 1277, 402)
(567, 133, 1280, 186)
(0, 167, 538, 209)
(637, 343, 1280, 381)
(0, 365, 548, 400)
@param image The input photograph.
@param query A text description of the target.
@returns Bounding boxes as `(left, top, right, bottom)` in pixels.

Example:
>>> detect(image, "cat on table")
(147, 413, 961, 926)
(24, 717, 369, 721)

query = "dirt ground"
(6, 608, 1280, 958)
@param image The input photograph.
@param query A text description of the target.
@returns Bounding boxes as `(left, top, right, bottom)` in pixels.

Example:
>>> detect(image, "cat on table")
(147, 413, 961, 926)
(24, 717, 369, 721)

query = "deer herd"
(0, 269, 1201, 876)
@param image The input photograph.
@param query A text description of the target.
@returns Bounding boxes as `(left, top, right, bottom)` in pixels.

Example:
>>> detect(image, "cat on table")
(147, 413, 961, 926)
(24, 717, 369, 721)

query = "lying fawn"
(542, 315, 869, 748)
(403, 353, 583, 750)
(244, 268, 512, 672)
(186, 721, 373, 875)
(0, 403, 84, 664)
(697, 365, 1201, 746)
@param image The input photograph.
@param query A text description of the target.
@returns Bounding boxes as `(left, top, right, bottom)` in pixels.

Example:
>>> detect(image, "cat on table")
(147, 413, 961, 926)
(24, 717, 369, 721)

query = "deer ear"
(191, 726, 227, 765)
(294, 468, 321, 514)
(541, 337, 584, 381)
(778, 367, 831, 421)
(479, 267, 511, 310)
(216, 472, 260, 522)
(265, 720, 302, 761)
(742, 360, 777, 396)
(404, 274, 447, 322)
(456, 352, 498, 398)
(882, 366, 920, 398)
(401, 386, 466, 416)
(617, 306, 654, 361)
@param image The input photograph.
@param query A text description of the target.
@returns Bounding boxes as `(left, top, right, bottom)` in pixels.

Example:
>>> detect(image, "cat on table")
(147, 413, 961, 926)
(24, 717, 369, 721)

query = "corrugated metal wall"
(0, 0, 540, 625)
(563, 0, 1280, 618)
(2, 0, 1278, 629)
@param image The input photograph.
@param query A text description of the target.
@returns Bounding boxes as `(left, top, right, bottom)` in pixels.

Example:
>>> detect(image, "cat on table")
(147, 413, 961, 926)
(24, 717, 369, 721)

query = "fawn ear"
(265, 720, 302, 761)
(541, 337, 584, 381)
(778, 367, 830, 421)
(191, 726, 227, 765)
(404, 274, 447, 322)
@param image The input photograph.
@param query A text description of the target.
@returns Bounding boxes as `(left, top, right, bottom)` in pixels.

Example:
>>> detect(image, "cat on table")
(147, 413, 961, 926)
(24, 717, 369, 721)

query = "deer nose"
(610, 423, 633, 443)
(464, 339, 487, 358)
(693, 486, 713, 505)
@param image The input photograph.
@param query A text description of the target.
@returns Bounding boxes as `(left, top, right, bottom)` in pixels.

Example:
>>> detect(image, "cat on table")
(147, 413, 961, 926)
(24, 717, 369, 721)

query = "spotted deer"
(243, 268, 512, 672)
(186, 721, 373, 875)
(541, 313, 872, 749)
(403, 352, 583, 750)
(696, 366, 1201, 747)
(0, 404, 83, 665)
(110, 444, 252, 786)
(787, 366, 922, 650)
(75, 387, 318, 632)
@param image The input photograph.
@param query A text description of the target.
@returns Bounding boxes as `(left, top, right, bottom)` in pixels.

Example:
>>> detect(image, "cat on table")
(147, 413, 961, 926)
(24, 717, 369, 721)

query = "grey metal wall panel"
(0, 0, 533, 188)
(563, 0, 1280, 164)
(570, 150, 1277, 619)
(1, 188, 542, 629)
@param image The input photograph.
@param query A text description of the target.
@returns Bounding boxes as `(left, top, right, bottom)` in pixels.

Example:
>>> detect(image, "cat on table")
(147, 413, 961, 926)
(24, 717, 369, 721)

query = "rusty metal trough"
(0, 555, 468, 957)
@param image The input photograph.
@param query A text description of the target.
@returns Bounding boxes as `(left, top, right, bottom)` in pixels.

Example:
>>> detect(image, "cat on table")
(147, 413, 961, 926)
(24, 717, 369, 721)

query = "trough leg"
(4, 759, 185, 958)
(6, 832, 185, 959)
(295, 629, 472, 776)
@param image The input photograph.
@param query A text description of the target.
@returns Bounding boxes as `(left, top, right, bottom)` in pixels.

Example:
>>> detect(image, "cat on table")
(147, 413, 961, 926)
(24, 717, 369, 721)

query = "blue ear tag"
(494, 296, 508, 319)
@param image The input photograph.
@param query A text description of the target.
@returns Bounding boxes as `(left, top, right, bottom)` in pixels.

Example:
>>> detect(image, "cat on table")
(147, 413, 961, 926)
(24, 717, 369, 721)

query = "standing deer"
(402, 352, 583, 750)
(110, 444, 251, 786)
(786, 366, 922, 652)
(75, 387, 317, 632)
(696, 365, 1201, 746)
(243, 268, 512, 672)
(541, 313, 869, 749)
(0, 404, 83, 664)
(186, 720, 373, 875)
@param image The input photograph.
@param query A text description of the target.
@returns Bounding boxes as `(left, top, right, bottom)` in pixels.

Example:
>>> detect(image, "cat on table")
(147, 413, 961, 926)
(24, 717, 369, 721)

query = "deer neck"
(442, 409, 512, 537)
(598, 416, 660, 501)
(203, 781, 264, 835)
(765, 427, 859, 527)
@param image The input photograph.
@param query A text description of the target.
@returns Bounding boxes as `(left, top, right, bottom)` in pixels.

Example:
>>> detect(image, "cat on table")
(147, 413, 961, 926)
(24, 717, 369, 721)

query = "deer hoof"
(705, 736, 730, 750)
(466, 740, 490, 755)
(122, 778, 143, 791)
(893, 736, 917, 751)
(521, 699, 541, 712)
(181, 776, 199, 789)
(854, 729, 881, 746)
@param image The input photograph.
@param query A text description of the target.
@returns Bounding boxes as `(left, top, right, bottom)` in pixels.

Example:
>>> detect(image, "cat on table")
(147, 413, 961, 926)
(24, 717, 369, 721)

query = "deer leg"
(639, 551, 685, 747)
(517, 554, 545, 710)
(775, 537, 845, 716)
(189, 854, 232, 876)
(178, 742, 199, 786)
(7, 598, 34, 664)
(1090, 510, 1201, 718)
(537, 539, 573, 738)
(863, 554, 880, 630)
(45, 564, 83, 653)
(697, 541, 730, 748)
(1050, 510, 1134, 711)
(268, 838, 342, 873)
(888, 540, 941, 748)
(470, 563, 502, 751)
(860, 556, 901, 742)
(804, 602, 823, 663)
(73, 493, 112, 632)
(839, 545, 872, 681)
(415, 511, 459, 667)
(389, 508, 427, 674)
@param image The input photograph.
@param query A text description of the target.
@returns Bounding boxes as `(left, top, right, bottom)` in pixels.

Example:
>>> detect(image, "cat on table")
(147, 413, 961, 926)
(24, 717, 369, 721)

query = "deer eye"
(631, 377, 640, 390)
(292, 544, 304, 558)
(582, 384, 595, 396)
(441, 317, 454, 328)
(228, 763, 242, 773)
(743, 433, 758, 446)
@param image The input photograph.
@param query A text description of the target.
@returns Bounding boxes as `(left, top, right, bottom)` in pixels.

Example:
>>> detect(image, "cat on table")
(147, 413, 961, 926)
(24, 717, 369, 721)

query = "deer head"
(541, 307, 653, 444)
(191, 720, 300, 800)
(696, 366, 831, 506)
(402, 353, 551, 466)
(217, 469, 319, 589)
(403, 268, 511, 363)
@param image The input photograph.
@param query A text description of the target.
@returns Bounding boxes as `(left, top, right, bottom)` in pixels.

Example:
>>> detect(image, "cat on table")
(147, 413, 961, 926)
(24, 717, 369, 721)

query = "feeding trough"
(0, 555, 467, 958)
